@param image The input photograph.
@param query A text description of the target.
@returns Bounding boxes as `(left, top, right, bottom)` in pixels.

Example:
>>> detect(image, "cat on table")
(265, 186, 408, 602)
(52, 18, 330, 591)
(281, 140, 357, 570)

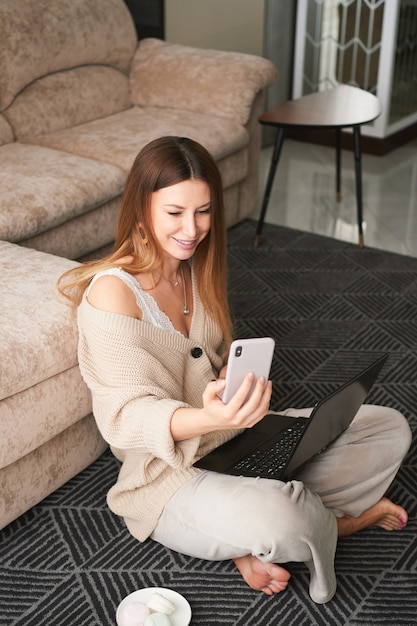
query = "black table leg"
(352, 125, 364, 247)
(335, 128, 341, 202)
(254, 126, 286, 247)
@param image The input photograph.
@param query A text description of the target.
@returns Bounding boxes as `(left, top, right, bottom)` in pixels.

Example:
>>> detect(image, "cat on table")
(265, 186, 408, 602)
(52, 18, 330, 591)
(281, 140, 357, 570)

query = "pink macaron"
(119, 601, 151, 626)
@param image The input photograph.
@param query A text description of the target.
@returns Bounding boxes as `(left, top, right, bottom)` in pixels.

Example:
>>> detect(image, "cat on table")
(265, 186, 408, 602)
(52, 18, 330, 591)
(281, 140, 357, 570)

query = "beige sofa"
(0, 0, 276, 260)
(0, 0, 277, 529)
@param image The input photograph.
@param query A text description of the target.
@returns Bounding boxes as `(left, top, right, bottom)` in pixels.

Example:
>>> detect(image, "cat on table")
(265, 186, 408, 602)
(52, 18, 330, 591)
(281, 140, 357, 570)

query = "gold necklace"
(159, 265, 189, 315)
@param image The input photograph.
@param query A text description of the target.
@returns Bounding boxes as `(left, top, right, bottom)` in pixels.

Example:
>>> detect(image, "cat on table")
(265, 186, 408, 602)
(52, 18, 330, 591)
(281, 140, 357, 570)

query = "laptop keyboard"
(230, 420, 307, 478)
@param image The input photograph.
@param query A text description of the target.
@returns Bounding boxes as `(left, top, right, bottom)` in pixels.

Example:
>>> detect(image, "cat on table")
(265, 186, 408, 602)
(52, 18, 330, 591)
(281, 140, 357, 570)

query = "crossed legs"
(151, 405, 411, 602)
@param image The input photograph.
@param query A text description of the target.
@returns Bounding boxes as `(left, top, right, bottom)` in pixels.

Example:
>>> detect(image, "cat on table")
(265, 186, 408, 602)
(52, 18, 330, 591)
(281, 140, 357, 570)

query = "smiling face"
(150, 178, 212, 264)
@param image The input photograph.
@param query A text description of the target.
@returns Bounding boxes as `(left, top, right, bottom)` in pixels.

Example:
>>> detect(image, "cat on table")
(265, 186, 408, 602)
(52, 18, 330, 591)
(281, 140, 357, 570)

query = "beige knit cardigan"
(77, 280, 238, 541)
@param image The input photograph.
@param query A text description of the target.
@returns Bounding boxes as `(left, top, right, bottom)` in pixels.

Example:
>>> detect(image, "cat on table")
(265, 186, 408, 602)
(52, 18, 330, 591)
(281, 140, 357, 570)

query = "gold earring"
(138, 223, 148, 245)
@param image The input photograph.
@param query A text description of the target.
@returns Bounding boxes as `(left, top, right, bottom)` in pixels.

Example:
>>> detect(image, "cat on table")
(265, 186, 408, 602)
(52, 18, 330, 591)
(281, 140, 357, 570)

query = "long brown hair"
(57, 136, 233, 346)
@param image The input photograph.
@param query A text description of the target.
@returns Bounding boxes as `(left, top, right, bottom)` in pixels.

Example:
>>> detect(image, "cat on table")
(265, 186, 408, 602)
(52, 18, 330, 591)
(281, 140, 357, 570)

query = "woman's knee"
(260, 480, 332, 539)
(356, 405, 411, 459)
(384, 407, 412, 459)
(253, 480, 336, 562)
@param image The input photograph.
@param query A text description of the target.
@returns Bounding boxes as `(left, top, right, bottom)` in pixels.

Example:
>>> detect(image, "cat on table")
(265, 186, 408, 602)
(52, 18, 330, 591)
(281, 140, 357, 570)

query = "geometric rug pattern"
(1, 219, 416, 625)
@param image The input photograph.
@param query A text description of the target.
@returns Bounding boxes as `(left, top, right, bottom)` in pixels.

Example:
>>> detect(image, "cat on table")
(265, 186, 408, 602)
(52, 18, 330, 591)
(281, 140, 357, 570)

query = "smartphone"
(221, 337, 275, 404)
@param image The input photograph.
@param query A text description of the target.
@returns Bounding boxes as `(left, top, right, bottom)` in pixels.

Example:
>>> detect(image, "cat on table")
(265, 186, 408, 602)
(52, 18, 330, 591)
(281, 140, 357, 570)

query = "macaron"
(144, 614, 172, 626)
(146, 592, 176, 616)
(119, 601, 150, 626)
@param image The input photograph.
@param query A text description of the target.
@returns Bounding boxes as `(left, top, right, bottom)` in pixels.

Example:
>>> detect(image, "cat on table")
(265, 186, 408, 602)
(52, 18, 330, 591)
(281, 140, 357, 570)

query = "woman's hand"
(170, 373, 272, 441)
(202, 373, 272, 431)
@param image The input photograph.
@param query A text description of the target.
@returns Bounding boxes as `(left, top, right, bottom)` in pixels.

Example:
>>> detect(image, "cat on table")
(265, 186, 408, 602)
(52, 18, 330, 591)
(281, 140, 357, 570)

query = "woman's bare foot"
(337, 497, 408, 537)
(233, 555, 291, 596)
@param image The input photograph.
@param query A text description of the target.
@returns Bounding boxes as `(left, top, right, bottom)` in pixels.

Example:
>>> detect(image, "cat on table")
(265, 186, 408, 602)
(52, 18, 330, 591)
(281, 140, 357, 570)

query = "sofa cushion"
(1, 367, 92, 469)
(31, 106, 250, 186)
(0, 114, 13, 145)
(0, 241, 81, 401)
(0, 0, 137, 110)
(21, 197, 121, 260)
(0, 240, 101, 469)
(5, 67, 131, 139)
(0, 143, 126, 242)
(130, 38, 278, 126)
(0, 414, 107, 530)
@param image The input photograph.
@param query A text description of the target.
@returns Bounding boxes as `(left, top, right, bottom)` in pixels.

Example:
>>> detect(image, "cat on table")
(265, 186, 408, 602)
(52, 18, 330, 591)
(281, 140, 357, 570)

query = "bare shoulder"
(87, 273, 141, 319)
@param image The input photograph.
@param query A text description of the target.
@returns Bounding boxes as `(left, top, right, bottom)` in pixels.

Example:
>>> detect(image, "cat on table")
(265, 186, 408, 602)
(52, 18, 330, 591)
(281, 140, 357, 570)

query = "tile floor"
(253, 136, 417, 257)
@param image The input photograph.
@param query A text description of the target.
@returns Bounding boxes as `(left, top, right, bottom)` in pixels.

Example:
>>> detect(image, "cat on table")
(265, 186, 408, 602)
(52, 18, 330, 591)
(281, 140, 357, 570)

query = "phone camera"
(235, 346, 242, 357)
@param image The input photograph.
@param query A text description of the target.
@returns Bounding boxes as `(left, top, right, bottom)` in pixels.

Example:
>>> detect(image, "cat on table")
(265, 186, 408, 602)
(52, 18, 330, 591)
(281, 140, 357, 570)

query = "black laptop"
(194, 354, 388, 480)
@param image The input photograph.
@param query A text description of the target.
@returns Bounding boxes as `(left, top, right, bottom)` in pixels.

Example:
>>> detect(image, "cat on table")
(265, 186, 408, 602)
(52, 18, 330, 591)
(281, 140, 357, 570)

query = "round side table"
(255, 85, 382, 247)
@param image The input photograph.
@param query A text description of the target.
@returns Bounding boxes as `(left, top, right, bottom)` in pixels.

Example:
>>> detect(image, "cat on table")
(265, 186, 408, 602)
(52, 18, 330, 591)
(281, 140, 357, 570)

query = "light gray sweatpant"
(151, 405, 411, 603)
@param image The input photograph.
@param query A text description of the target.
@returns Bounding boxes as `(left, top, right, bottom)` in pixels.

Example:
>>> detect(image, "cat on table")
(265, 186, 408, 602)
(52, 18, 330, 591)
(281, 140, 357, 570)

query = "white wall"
(165, 0, 265, 55)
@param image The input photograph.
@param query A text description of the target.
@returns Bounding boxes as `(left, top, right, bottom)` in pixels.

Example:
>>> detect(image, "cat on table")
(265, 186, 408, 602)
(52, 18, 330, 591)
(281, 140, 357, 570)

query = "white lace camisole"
(87, 267, 183, 336)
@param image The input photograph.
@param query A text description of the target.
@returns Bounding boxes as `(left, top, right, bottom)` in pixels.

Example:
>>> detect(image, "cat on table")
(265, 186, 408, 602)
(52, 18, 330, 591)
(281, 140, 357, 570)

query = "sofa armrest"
(129, 38, 277, 126)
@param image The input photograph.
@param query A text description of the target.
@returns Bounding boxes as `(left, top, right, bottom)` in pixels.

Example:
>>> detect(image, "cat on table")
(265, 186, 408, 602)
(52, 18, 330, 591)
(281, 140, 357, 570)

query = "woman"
(58, 136, 411, 604)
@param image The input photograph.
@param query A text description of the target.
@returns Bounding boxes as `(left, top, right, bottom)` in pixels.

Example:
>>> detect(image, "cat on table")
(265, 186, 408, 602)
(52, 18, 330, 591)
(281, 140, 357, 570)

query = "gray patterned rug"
(2, 220, 416, 626)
